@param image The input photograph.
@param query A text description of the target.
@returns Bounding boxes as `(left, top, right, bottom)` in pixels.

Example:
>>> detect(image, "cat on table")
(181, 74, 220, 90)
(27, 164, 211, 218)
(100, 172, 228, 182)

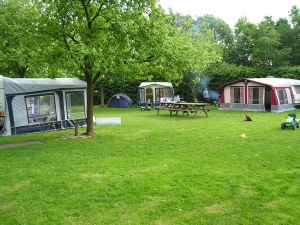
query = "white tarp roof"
(2, 76, 87, 95)
(285, 79, 300, 85)
(223, 78, 300, 88)
(139, 82, 173, 88)
(246, 78, 294, 87)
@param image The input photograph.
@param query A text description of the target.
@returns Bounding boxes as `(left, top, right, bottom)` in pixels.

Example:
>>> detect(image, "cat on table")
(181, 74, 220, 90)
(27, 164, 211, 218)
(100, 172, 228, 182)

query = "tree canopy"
(34, 0, 221, 135)
(1, 1, 300, 133)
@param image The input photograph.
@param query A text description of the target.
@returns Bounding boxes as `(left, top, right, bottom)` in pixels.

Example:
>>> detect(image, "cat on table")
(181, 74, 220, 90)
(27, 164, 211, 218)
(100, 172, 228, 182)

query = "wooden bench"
(189, 109, 210, 113)
(154, 107, 171, 115)
(168, 108, 191, 116)
(154, 102, 209, 119)
(155, 107, 190, 116)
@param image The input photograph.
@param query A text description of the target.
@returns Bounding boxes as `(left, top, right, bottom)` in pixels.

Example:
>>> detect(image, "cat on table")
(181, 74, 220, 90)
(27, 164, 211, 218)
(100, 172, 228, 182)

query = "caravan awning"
(139, 82, 173, 88)
(3, 77, 87, 95)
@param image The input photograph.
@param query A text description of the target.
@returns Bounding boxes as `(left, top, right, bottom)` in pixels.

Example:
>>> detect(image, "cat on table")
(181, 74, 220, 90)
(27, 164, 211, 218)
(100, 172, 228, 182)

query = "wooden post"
(74, 123, 79, 136)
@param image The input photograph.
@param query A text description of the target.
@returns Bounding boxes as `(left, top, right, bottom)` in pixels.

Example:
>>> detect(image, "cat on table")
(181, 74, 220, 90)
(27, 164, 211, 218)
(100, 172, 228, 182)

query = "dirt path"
(0, 141, 43, 149)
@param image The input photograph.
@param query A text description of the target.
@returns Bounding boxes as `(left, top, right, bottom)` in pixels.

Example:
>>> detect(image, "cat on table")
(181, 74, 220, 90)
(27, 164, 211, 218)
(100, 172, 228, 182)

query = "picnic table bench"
(154, 102, 209, 119)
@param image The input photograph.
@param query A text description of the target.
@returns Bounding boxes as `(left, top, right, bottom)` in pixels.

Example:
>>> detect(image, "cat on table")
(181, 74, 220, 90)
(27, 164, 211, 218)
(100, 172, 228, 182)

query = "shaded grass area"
(1, 106, 300, 224)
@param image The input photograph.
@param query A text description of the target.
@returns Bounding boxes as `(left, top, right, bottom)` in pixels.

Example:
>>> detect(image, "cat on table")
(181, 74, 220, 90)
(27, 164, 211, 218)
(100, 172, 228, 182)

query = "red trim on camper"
(221, 78, 248, 87)
(272, 88, 279, 105)
(273, 87, 293, 105)
(221, 78, 296, 107)
(220, 89, 225, 103)
(244, 82, 248, 104)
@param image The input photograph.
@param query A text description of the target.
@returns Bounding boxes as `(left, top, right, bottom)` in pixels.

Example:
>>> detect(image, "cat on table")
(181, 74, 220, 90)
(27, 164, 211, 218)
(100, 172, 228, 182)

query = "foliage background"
(1, 1, 300, 131)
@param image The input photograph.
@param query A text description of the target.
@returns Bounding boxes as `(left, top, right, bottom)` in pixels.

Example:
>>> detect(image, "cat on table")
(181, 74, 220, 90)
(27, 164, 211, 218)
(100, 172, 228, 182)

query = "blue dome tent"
(107, 93, 133, 108)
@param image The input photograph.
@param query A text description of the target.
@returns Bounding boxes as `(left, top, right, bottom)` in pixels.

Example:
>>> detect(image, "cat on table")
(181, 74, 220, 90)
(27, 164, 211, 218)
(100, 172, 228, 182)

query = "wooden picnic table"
(154, 102, 209, 119)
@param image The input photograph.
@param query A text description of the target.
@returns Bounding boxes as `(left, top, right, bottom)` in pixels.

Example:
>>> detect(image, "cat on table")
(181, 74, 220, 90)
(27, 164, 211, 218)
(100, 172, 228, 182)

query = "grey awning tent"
(107, 93, 133, 108)
(0, 75, 87, 136)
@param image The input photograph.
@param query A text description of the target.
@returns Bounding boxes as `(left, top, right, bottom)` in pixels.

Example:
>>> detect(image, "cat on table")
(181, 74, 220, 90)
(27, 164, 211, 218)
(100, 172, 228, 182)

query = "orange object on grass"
(245, 115, 252, 121)
(239, 133, 246, 138)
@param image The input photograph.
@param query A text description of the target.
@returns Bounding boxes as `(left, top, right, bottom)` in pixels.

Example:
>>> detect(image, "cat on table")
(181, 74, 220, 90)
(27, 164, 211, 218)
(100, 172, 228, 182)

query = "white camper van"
(0, 75, 87, 136)
(288, 79, 300, 108)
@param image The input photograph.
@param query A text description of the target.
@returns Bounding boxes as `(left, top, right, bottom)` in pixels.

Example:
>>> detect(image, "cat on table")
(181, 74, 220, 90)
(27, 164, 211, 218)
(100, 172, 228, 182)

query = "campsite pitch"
(1, 106, 300, 224)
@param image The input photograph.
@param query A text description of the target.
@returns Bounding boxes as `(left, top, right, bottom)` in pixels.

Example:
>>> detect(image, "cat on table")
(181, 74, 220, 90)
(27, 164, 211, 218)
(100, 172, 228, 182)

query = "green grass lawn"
(1, 105, 300, 224)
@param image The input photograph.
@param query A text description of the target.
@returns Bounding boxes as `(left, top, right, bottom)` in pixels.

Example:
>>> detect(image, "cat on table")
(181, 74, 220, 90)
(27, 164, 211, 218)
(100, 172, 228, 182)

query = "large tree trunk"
(100, 83, 105, 108)
(85, 75, 95, 136)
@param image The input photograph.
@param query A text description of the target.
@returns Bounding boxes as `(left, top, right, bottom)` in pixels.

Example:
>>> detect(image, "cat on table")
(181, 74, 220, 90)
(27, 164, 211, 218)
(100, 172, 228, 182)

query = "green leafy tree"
(0, 0, 44, 78)
(37, 1, 222, 135)
(274, 18, 293, 66)
(194, 14, 233, 45)
(227, 17, 257, 66)
(165, 13, 223, 101)
(252, 17, 281, 67)
(38, 1, 166, 135)
(290, 5, 300, 65)
(167, 11, 194, 31)
(194, 15, 233, 64)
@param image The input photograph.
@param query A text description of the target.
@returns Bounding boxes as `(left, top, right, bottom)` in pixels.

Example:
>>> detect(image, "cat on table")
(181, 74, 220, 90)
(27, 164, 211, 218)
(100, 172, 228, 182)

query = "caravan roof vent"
(266, 76, 274, 78)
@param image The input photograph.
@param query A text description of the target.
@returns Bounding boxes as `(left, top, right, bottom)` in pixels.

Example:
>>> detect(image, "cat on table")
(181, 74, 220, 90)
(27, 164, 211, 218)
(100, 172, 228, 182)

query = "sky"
(158, 0, 300, 29)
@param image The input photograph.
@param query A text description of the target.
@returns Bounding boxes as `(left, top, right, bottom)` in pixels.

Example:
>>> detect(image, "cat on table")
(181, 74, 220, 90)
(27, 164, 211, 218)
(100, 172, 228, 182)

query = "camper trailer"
(219, 77, 300, 112)
(288, 79, 300, 108)
(0, 75, 87, 136)
(137, 82, 175, 107)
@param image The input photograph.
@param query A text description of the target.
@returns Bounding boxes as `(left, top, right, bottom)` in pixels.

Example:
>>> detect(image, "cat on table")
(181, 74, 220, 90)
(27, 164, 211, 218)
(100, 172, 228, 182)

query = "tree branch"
(91, 3, 104, 23)
(80, 0, 90, 25)
(143, 55, 155, 62)
(92, 72, 102, 85)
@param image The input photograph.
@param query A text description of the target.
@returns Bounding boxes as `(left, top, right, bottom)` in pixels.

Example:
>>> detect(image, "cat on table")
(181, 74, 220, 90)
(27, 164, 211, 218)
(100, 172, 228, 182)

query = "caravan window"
(248, 87, 264, 104)
(252, 88, 259, 104)
(155, 88, 171, 102)
(66, 92, 85, 119)
(230, 87, 244, 103)
(293, 85, 300, 94)
(277, 90, 288, 104)
(145, 88, 153, 102)
(26, 94, 57, 124)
